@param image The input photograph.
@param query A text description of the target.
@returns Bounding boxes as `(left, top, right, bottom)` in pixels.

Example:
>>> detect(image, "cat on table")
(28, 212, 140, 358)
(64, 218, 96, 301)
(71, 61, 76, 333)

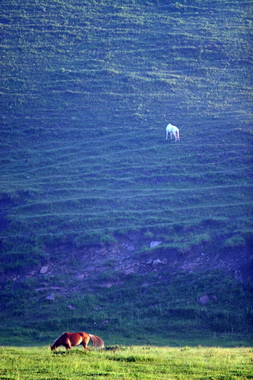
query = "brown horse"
(50, 331, 104, 351)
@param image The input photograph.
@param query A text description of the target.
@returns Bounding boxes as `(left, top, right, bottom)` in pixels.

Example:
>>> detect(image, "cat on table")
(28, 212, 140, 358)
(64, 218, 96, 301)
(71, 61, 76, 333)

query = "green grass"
(0, 0, 252, 346)
(0, 270, 252, 347)
(0, 345, 252, 379)
(1, 0, 252, 257)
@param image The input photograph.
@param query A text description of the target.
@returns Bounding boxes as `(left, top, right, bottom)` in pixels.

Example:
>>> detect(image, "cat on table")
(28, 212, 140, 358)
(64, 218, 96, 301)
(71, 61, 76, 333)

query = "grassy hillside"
(0, 0, 253, 343)
(1, 0, 252, 269)
(1, 267, 252, 346)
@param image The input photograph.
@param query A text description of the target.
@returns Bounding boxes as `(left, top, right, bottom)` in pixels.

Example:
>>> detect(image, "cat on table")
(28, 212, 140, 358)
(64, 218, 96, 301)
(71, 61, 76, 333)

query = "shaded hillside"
(0, 0, 253, 345)
(1, 0, 252, 273)
(1, 235, 253, 346)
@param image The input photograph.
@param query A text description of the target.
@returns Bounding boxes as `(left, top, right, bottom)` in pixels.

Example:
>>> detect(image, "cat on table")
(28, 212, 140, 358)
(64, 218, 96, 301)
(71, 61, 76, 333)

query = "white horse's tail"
(176, 129, 180, 140)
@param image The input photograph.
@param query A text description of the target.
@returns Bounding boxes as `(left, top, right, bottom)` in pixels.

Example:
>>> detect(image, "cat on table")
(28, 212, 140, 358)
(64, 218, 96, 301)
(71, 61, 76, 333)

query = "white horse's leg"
(170, 133, 173, 139)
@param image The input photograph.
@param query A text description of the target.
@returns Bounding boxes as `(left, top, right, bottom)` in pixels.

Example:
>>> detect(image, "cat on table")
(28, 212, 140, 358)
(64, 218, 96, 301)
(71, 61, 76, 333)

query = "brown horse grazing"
(50, 332, 104, 351)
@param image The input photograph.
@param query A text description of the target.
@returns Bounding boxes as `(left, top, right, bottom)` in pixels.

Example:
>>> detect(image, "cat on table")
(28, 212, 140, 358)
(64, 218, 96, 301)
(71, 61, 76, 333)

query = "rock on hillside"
(13, 233, 251, 290)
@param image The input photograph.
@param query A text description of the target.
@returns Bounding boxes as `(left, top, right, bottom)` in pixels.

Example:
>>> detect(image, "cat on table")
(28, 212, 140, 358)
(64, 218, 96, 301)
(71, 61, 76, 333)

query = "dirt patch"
(39, 235, 253, 286)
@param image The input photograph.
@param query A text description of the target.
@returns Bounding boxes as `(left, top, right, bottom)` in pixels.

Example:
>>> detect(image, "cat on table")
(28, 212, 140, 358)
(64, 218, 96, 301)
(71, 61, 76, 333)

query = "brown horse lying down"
(50, 332, 104, 351)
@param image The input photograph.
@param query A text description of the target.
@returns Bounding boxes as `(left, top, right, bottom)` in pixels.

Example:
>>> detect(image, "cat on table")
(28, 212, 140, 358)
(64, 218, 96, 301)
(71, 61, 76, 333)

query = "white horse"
(166, 123, 180, 142)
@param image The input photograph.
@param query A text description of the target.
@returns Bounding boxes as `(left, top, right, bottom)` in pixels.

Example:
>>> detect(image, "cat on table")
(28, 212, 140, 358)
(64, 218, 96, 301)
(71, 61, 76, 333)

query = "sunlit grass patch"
(0, 345, 252, 379)
(0, 0, 252, 348)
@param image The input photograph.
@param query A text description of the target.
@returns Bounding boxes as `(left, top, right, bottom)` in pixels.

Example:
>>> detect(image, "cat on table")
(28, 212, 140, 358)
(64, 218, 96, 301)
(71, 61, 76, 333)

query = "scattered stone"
(50, 286, 65, 291)
(99, 319, 109, 327)
(76, 274, 85, 280)
(152, 259, 167, 267)
(152, 259, 162, 267)
(101, 283, 113, 288)
(67, 304, 76, 310)
(26, 270, 36, 278)
(45, 293, 55, 301)
(150, 241, 161, 248)
(124, 268, 135, 275)
(198, 295, 209, 305)
(40, 266, 49, 274)
(85, 266, 95, 273)
(95, 305, 104, 310)
(141, 283, 149, 288)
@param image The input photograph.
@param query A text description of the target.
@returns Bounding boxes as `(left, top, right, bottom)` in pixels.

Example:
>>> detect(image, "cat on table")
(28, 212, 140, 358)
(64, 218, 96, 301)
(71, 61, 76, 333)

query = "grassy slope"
(1, 0, 252, 253)
(0, 268, 251, 346)
(0, 0, 253, 343)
